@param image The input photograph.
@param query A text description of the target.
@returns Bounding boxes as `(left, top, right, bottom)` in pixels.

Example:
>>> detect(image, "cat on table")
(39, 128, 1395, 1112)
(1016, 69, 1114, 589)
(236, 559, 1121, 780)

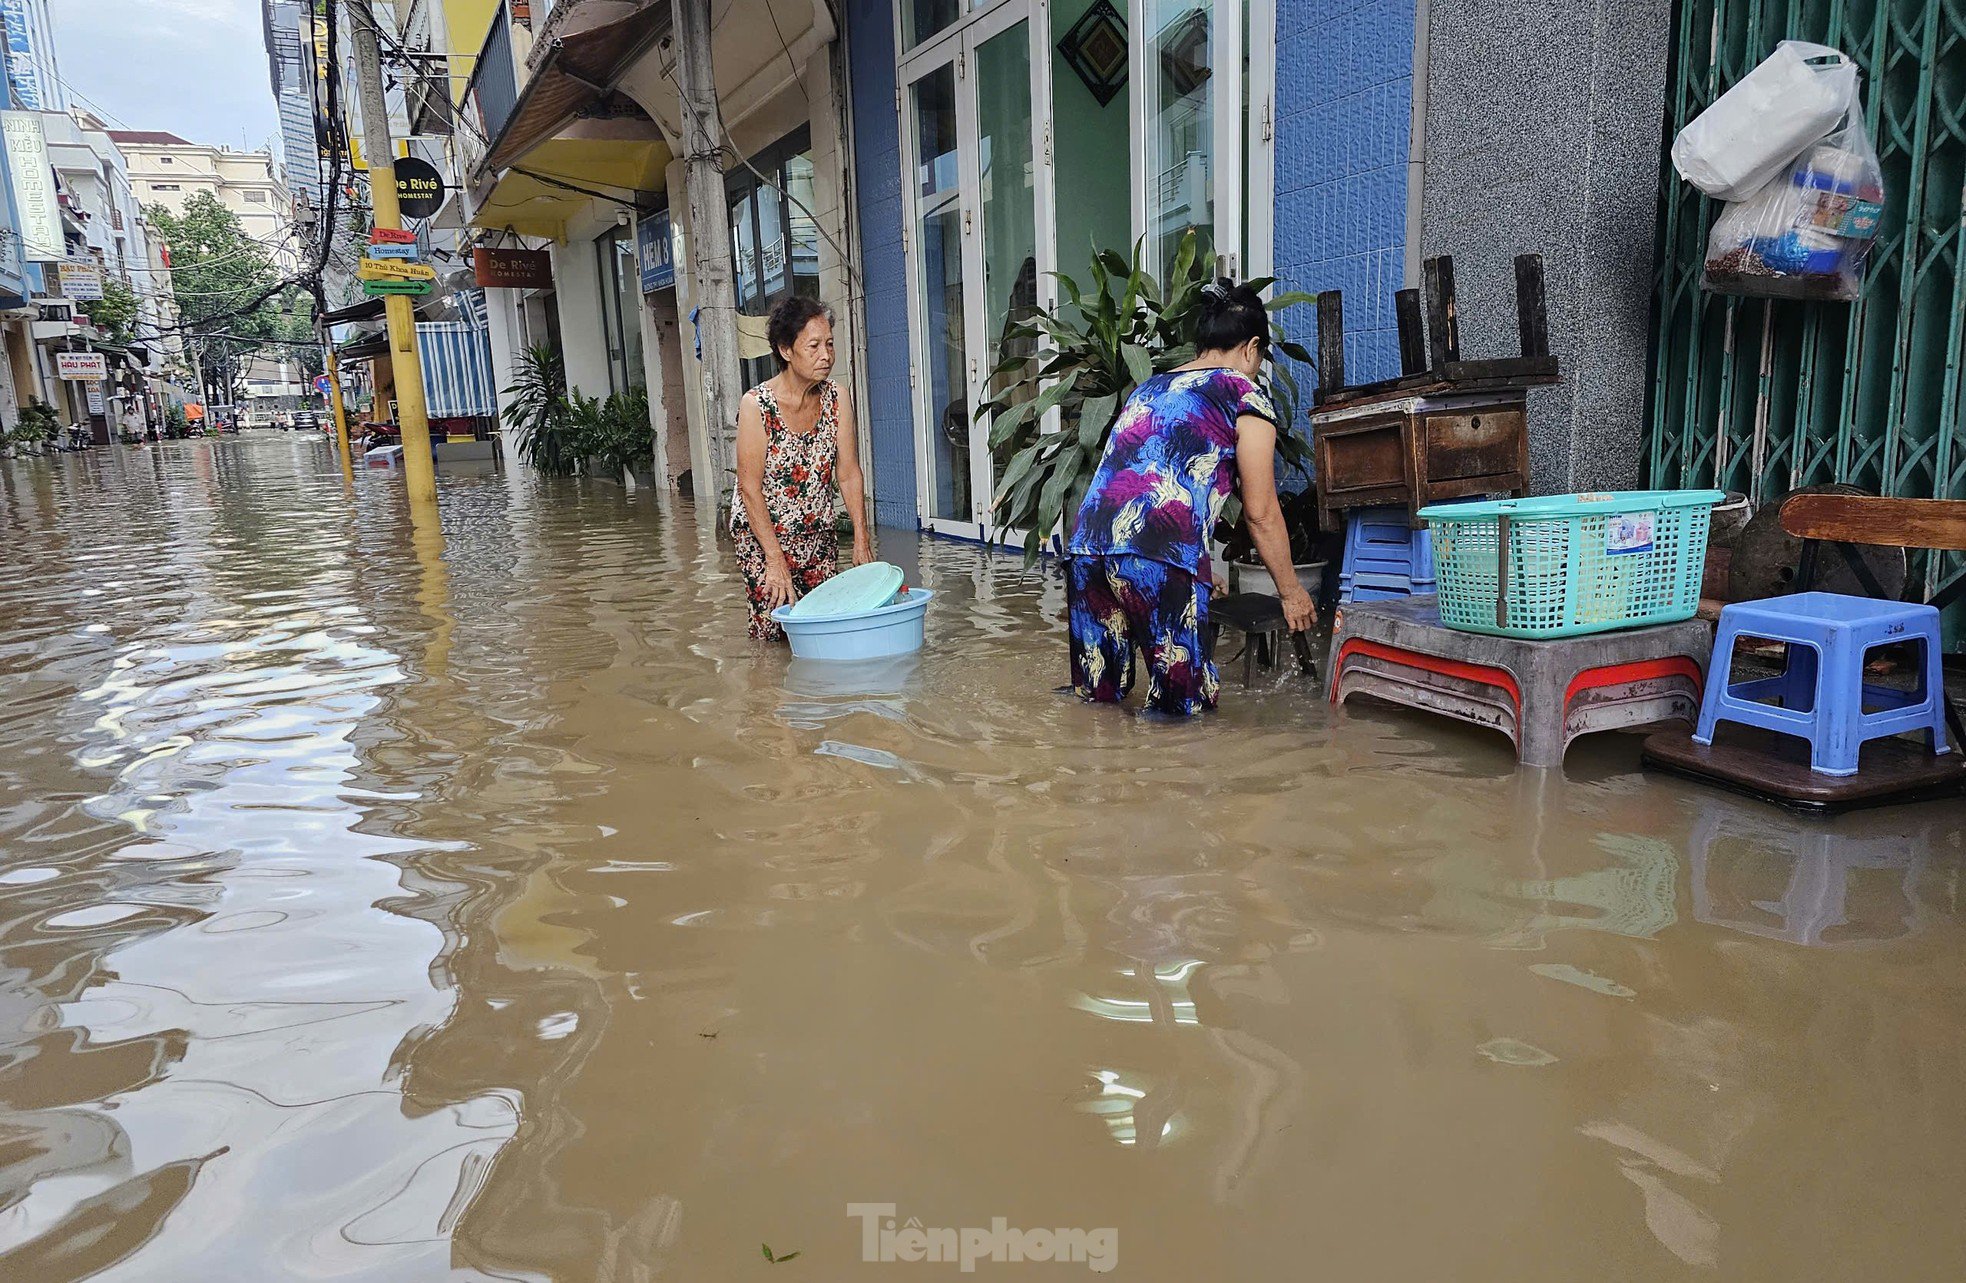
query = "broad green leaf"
(1075, 392, 1118, 448)
(1277, 339, 1315, 366)
(1121, 343, 1152, 386)
(986, 399, 1037, 450)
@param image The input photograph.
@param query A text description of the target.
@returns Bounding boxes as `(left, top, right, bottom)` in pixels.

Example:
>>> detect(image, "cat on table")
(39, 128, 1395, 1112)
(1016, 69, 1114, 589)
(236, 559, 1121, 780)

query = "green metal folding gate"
(1648, 0, 1965, 626)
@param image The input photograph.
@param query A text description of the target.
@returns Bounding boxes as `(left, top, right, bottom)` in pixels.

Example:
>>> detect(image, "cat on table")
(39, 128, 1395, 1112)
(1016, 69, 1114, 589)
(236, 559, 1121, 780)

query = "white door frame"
(897, 0, 1052, 540)
(1127, 0, 1275, 280)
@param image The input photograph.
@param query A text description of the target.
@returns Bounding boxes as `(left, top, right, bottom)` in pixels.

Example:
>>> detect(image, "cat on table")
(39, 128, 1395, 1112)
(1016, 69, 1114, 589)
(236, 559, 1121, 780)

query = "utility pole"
(674, 0, 740, 499)
(347, 0, 437, 506)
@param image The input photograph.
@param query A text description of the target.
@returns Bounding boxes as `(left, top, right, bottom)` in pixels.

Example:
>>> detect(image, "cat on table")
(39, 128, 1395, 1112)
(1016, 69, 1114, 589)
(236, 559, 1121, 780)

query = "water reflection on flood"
(0, 436, 1962, 1281)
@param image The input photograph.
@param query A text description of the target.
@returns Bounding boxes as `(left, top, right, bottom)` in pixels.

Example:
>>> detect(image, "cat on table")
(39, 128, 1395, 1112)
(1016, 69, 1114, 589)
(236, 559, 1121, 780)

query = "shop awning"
(338, 332, 390, 361)
(470, 135, 671, 240)
(415, 322, 498, 418)
(483, 2, 671, 175)
(321, 298, 387, 326)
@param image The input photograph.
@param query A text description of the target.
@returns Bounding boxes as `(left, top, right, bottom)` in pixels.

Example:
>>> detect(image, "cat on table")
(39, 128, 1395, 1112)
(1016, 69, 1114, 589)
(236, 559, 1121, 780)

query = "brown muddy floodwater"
(0, 435, 1962, 1282)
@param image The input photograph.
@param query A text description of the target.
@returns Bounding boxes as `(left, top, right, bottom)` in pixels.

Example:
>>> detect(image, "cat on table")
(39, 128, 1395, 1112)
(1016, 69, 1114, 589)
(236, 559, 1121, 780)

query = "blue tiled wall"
(1272, 0, 1417, 385)
(845, 0, 918, 530)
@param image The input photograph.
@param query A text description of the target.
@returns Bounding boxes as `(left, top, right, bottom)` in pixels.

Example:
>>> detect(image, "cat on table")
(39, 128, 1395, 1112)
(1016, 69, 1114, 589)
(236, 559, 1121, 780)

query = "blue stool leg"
(1919, 626, 1952, 756)
(1693, 617, 1738, 746)
(1811, 629, 1861, 776)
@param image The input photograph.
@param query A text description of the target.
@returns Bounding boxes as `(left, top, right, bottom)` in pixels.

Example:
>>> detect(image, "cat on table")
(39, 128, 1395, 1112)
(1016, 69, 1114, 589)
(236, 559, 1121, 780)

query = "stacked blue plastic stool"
(1339, 507, 1435, 603)
(1694, 591, 1951, 776)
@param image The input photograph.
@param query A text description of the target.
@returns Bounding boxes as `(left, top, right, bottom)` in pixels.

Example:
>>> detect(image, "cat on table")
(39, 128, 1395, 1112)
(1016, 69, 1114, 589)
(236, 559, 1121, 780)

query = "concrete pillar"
(1419, 0, 1673, 493)
(551, 235, 611, 398)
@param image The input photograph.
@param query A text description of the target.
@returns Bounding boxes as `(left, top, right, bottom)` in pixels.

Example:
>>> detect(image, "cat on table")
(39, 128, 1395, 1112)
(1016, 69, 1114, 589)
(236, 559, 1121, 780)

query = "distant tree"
(148, 192, 321, 403)
(82, 278, 139, 345)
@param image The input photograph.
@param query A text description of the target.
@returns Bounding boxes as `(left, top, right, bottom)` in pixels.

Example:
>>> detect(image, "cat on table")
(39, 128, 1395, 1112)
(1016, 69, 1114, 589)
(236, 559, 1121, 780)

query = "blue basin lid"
(784, 561, 905, 618)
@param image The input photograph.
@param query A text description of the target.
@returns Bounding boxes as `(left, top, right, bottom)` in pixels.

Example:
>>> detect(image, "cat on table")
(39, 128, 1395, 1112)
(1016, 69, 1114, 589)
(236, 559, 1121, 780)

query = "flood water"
(0, 435, 1962, 1281)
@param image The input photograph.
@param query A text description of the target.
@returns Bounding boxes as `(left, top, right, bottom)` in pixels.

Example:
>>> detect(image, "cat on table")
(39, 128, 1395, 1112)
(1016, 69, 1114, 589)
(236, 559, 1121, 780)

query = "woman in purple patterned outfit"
(1064, 280, 1315, 714)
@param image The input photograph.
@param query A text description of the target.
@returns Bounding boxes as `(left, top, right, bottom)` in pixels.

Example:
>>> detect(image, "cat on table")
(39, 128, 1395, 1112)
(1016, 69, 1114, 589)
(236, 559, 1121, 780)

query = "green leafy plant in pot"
(977, 231, 1317, 567)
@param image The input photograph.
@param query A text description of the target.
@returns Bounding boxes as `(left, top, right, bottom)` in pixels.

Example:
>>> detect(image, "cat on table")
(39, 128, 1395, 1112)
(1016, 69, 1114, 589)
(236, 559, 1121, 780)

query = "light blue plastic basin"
(773, 589, 934, 660)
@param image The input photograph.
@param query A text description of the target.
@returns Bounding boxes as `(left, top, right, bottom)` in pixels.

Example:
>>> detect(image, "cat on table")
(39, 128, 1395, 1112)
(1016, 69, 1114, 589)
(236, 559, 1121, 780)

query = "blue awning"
(414, 321, 497, 418)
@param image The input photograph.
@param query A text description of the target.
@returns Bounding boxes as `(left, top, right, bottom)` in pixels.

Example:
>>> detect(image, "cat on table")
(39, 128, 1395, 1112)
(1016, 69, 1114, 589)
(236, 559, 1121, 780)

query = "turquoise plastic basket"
(1417, 490, 1726, 638)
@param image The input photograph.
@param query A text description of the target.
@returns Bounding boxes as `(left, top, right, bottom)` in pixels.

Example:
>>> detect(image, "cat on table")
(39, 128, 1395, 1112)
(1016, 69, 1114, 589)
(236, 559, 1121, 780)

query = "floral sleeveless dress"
(732, 380, 840, 640)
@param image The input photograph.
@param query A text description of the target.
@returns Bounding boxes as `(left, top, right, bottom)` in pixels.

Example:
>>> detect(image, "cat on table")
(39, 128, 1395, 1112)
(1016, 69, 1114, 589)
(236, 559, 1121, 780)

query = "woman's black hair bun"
(1193, 277, 1268, 354)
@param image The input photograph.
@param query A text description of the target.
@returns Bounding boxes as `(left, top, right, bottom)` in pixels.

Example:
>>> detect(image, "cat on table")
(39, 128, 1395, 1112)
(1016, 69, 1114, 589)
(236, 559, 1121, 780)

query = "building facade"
(262, 0, 323, 204)
(413, 0, 1956, 569)
(109, 133, 299, 271)
(0, 0, 63, 114)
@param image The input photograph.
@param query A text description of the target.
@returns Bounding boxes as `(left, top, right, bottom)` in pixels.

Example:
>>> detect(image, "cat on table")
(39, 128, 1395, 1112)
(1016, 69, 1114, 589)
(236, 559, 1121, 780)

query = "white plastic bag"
(1702, 94, 1885, 301)
(1672, 41, 1857, 202)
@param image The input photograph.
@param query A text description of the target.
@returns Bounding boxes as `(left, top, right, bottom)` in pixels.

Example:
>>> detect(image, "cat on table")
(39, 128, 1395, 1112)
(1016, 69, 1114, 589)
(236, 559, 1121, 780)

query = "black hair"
(1193, 278, 1269, 357)
(767, 296, 835, 368)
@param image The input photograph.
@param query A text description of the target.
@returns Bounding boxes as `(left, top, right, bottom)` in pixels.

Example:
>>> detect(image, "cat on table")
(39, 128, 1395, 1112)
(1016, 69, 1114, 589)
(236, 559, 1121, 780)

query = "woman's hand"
(1279, 585, 1317, 634)
(764, 555, 798, 609)
(851, 535, 875, 566)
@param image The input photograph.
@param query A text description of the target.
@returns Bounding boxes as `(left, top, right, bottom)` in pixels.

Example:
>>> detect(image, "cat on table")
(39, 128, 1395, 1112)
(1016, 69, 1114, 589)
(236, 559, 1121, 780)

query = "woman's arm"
(834, 385, 875, 565)
(735, 393, 797, 608)
(1234, 415, 1316, 632)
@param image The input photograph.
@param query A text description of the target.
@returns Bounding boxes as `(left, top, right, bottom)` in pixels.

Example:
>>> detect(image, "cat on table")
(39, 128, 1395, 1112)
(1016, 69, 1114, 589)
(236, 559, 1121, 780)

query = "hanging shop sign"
(57, 260, 103, 300)
(1, 111, 60, 261)
(392, 157, 446, 220)
(366, 241, 419, 260)
(473, 246, 552, 289)
(56, 351, 107, 380)
(638, 210, 675, 293)
(371, 227, 417, 246)
(85, 383, 104, 415)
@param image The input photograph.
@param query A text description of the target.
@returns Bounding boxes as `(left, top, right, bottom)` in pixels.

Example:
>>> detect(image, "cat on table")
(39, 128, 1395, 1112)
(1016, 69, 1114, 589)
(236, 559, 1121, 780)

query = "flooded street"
(1, 435, 1962, 1281)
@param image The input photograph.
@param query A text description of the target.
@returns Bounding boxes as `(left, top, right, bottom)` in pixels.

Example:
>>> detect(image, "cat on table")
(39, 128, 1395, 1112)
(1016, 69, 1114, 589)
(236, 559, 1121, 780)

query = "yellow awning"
(470, 136, 671, 241)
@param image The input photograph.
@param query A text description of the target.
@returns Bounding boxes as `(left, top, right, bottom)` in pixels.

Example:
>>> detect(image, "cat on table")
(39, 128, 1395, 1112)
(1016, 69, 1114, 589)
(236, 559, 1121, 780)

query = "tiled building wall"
(844, 0, 918, 530)
(1271, 0, 1417, 385)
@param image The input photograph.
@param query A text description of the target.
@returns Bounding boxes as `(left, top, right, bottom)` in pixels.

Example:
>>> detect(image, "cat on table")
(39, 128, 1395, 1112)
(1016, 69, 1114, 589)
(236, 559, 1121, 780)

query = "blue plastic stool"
(1695, 592, 1952, 776)
(1339, 507, 1435, 602)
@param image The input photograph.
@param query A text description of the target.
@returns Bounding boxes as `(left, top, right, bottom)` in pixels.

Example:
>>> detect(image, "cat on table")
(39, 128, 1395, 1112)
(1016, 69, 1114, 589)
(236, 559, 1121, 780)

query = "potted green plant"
(503, 345, 577, 476)
(1212, 487, 1331, 597)
(977, 231, 1316, 566)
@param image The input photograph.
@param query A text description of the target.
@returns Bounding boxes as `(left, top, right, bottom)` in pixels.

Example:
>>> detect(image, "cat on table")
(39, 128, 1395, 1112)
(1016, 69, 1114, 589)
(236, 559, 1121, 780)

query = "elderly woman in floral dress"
(730, 296, 875, 641)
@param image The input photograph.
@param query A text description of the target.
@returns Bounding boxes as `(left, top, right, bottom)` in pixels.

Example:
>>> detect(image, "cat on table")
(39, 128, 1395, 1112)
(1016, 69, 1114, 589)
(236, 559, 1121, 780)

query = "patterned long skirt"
(1065, 553, 1219, 715)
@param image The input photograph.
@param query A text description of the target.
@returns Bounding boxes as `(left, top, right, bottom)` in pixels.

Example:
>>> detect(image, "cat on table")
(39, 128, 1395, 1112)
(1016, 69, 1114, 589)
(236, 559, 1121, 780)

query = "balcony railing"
(467, 9, 519, 147)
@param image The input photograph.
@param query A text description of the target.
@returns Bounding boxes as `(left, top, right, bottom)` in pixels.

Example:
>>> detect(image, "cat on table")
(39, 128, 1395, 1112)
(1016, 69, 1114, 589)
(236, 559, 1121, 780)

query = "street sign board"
(392, 157, 445, 220)
(366, 241, 419, 260)
(57, 260, 102, 300)
(362, 278, 432, 297)
(55, 351, 106, 379)
(314, 374, 333, 395)
(357, 257, 437, 282)
(638, 211, 675, 292)
(370, 227, 416, 245)
(1, 112, 60, 262)
(473, 246, 551, 289)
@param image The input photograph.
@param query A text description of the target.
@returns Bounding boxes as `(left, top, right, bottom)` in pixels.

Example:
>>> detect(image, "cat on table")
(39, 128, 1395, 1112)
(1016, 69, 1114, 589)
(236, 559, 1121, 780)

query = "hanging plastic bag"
(1672, 41, 1857, 202)
(1702, 95, 1885, 302)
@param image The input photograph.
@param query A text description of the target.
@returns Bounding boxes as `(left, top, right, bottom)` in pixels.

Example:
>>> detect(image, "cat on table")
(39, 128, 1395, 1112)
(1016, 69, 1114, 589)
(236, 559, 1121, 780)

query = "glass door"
(901, 1, 1046, 535)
